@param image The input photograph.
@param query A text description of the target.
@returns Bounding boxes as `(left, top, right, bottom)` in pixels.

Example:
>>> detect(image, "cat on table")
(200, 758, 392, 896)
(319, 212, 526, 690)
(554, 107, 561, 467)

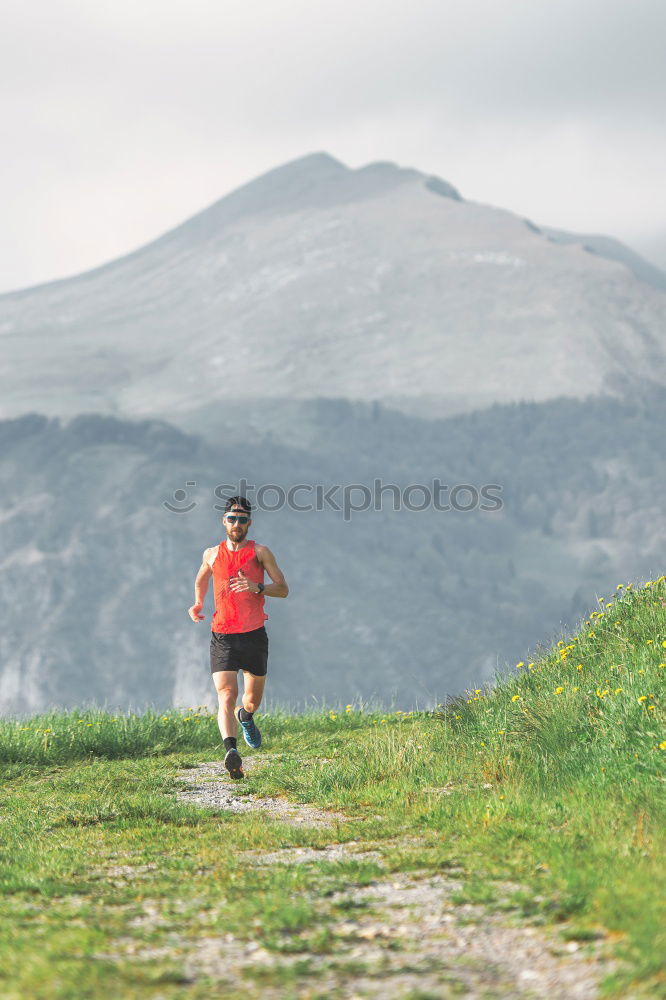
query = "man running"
(188, 496, 289, 779)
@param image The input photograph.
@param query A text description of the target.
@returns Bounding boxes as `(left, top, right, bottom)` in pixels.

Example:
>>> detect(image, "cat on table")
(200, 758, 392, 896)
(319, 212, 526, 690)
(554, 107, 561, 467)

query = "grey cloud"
(3, 0, 665, 130)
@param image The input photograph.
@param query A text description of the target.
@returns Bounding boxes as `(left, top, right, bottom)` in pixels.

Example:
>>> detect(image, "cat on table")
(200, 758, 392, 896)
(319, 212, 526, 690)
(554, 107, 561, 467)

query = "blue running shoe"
(234, 705, 262, 748)
(224, 747, 244, 780)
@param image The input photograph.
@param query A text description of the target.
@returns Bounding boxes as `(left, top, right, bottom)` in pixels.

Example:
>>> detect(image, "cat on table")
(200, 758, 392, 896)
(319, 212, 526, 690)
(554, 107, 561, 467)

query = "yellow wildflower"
(511, 695, 521, 703)
(555, 687, 564, 694)
(637, 696, 648, 703)
(614, 688, 622, 695)
(516, 662, 524, 669)
(659, 741, 666, 750)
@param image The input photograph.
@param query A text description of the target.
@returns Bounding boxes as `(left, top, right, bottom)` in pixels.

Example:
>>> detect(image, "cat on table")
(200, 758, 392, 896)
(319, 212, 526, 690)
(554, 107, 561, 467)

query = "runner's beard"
(227, 525, 248, 542)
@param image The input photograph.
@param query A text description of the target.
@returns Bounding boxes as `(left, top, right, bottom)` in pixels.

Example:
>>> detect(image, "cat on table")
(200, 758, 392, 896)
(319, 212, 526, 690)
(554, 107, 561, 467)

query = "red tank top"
(210, 539, 268, 634)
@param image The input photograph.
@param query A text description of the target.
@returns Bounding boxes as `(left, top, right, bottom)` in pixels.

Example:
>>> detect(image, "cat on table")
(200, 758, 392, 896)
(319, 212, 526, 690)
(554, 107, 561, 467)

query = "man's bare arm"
(257, 545, 289, 598)
(188, 549, 212, 621)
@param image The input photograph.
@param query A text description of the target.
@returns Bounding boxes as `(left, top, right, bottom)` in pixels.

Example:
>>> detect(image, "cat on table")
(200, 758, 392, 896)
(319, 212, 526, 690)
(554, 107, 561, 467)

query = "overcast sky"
(2, 0, 665, 293)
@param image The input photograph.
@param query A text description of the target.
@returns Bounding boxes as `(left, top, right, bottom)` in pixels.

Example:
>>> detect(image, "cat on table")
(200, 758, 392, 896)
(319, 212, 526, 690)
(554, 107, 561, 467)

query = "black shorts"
(210, 626, 268, 676)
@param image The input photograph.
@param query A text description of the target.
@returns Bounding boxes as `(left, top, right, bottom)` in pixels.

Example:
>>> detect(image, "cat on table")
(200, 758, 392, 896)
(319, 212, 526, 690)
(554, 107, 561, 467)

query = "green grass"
(1, 576, 664, 998)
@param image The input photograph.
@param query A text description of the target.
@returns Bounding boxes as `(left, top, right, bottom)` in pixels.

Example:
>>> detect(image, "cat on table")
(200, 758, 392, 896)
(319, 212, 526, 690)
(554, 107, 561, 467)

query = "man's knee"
(244, 690, 263, 713)
(216, 686, 236, 706)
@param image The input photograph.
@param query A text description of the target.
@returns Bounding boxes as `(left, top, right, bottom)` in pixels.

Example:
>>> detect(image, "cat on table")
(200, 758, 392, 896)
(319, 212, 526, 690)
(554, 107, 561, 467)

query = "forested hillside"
(2, 385, 664, 714)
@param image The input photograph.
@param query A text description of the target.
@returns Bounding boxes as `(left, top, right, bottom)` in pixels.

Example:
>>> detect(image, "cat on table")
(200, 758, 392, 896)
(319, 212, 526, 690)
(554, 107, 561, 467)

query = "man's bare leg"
(242, 671, 266, 714)
(212, 670, 244, 778)
(235, 671, 266, 748)
(212, 670, 239, 738)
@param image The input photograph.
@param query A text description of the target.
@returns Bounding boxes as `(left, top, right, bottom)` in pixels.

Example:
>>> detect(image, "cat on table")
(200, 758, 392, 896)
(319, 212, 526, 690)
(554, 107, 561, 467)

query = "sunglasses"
(225, 514, 249, 524)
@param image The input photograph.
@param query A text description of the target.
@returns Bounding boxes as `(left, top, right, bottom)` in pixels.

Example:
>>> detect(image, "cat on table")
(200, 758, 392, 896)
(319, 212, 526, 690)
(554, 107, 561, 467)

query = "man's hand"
(188, 604, 205, 622)
(229, 568, 259, 594)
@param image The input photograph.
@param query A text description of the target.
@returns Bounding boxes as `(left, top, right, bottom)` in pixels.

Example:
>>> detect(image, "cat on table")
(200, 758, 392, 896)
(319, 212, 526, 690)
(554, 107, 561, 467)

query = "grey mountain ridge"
(1, 151, 664, 439)
(541, 226, 666, 293)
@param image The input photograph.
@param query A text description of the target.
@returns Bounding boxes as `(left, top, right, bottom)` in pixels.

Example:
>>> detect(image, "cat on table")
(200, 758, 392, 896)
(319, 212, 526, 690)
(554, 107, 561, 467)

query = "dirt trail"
(167, 758, 618, 997)
(175, 757, 350, 827)
(179, 869, 610, 999)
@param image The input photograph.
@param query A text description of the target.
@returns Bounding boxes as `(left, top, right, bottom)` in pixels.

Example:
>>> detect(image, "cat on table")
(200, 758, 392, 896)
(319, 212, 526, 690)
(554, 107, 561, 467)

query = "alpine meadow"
(1, 577, 664, 997)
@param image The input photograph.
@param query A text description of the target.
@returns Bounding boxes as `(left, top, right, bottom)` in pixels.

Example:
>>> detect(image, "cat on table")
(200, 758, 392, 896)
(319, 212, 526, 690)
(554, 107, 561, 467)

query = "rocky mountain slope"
(1, 152, 664, 440)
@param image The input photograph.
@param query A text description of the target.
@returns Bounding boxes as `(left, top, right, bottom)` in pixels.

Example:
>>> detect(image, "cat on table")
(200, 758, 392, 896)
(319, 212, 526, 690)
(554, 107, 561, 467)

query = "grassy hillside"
(1, 576, 664, 998)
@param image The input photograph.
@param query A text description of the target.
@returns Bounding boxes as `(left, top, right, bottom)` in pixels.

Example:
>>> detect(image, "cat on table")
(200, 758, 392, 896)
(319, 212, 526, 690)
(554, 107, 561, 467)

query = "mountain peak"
(280, 151, 348, 173)
(242, 151, 349, 192)
(177, 152, 350, 238)
(177, 152, 461, 241)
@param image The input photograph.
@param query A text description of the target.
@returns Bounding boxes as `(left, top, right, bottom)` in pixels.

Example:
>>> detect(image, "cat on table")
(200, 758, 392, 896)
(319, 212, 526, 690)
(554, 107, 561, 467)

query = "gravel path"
(167, 759, 618, 998)
(175, 757, 350, 828)
(319, 873, 609, 999)
(171, 868, 614, 999)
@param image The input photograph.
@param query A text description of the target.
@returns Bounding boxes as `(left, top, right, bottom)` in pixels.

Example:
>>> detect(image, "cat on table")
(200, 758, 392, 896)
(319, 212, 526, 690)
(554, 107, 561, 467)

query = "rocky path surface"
(175, 757, 350, 827)
(168, 758, 618, 998)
